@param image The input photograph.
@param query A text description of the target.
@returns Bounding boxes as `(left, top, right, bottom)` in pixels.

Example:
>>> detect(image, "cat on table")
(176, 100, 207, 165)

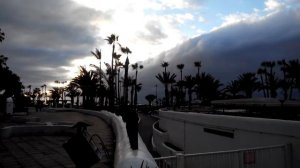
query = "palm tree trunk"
(260, 75, 266, 98)
(165, 84, 169, 106)
(134, 70, 138, 107)
(109, 44, 115, 108)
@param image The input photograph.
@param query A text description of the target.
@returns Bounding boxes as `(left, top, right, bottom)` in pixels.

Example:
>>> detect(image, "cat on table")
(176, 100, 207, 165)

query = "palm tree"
(120, 46, 132, 105)
(91, 48, 102, 105)
(285, 59, 300, 99)
(65, 82, 80, 108)
(132, 63, 143, 107)
(177, 64, 184, 81)
(156, 72, 176, 107)
(194, 61, 202, 76)
(105, 34, 119, 107)
(33, 88, 42, 101)
(72, 66, 98, 107)
(237, 73, 259, 98)
(161, 61, 169, 73)
(257, 68, 266, 98)
(224, 80, 241, 98)
(195, 72, 222, 104)
(184, 75, 195, 109)
(260, 61, 270, 97)
(145, 94, 156, 107)
(194, 61, 202, 99)
(50, 87, 61, 107)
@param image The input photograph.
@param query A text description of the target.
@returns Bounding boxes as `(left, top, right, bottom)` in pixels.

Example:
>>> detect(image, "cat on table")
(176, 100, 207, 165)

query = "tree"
(156, 72, 176, 107)
(145, 94, 156, 107)
(105, 34, 119, 108)
(50, 87, 61, 107)
(91, 48, 102, 106)
(0, 29, 23, 100)
(177, 64, 184, 81)
(120, 46, 132, 105)
(237, 73, 259, 98)
(65, 82, 81, 108)
(194, 61, 202, 76)
(184, 75, 195, 109)
(72, 66, 98, 107)
(161, 61, 169, 73)
(132, 63, 143, 108)
(224, 80, 241, 98)
(257, 68, 267, 98)
(195, 72, 222, 104)
(285, 59, 300, 99)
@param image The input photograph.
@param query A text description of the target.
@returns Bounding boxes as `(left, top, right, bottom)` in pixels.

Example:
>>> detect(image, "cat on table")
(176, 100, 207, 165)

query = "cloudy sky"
(1, 0, 300, 102)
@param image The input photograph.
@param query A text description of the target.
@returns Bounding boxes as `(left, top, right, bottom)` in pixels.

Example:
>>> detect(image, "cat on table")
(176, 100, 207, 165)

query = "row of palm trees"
(45, 34, 144, 109)
(155, 59, 300, 108)
(156, 61, 222, 107)
(225, 59, 300, 100)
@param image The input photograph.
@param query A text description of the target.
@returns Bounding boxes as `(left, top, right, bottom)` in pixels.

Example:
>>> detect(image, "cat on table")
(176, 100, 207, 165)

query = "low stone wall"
(72, 109, 158, 168)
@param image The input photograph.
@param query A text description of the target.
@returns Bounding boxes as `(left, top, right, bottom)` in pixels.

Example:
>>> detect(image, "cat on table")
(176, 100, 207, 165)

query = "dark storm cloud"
(138, 9, 300, 103)
(0, 0, 110, 88)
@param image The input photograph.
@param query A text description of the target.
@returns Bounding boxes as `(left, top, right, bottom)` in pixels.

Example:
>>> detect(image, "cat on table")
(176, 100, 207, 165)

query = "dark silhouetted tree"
(156, 72, 176, 107)
(237, 73, 259, 98)
(145, 94, 156, 107)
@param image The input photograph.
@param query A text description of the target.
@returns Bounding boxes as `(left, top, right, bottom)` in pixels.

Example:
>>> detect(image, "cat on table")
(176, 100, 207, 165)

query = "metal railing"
(155, 144, 291, 168)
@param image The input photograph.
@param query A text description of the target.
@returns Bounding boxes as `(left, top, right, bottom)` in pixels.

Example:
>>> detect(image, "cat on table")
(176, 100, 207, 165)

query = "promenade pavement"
(0, 109, 115, 168)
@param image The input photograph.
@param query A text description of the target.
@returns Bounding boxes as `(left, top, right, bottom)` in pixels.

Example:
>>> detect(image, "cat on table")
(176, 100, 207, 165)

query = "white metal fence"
(155, 144, 292, 168)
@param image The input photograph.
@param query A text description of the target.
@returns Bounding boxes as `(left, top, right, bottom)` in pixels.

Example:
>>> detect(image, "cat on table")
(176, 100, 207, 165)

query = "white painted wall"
(154, 110, 300, 168)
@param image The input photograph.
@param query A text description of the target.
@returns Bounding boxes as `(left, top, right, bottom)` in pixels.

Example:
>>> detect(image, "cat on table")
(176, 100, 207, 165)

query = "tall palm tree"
(120, 46, 132, 105)
(260, 61, 270, 97)
(105, 34, 119, 107)
(194, 61, 202, 76)
(194, 61, 202, 99)
(91, 48, 102, 105)
(286, 59, 300, 99)
(161, 61, 169, 73)
(132, 63, 143, 107)
(184, 75, 195, 109)
(257, 68, 266, 98)
(177, 64, 184, 81)
(156, 72, 176, 107)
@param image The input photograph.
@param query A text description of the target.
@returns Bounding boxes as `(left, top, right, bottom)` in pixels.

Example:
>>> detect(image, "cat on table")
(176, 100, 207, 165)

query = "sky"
(0, 0, 300, 102)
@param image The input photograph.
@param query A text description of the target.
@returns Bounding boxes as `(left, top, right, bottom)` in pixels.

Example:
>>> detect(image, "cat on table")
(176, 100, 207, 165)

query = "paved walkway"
(0, 110, 115, 168)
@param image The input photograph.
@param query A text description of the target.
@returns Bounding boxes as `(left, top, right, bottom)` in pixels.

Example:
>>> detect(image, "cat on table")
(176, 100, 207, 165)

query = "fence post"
(176, 153, 184, 168)
(284, 143, 292, 168)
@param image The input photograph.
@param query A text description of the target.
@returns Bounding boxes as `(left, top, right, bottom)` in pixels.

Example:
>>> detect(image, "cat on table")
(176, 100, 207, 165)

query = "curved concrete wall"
(72, 109, 157, 168)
